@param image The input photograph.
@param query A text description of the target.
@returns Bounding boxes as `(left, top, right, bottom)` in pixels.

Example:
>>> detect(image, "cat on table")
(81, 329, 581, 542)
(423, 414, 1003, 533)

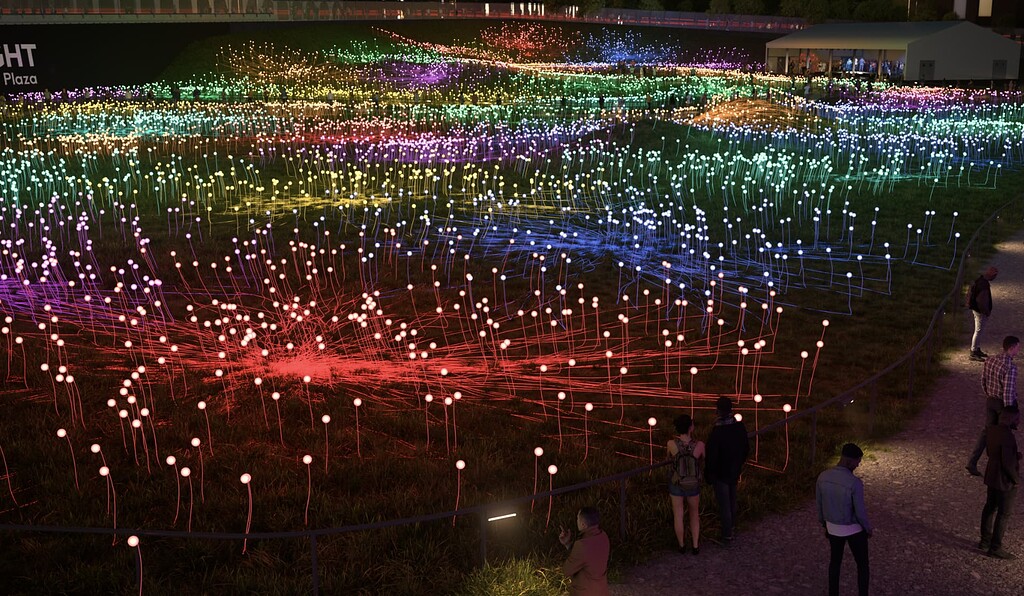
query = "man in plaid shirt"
(967, 336, 1020, 476)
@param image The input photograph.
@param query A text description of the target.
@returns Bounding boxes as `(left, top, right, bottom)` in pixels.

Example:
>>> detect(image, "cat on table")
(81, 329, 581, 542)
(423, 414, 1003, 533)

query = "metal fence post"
(809, 410, 817, 466)
(906, 351, 915, 400)
(479, 512, 488, 568)
(869, 382, 877, 436)
(310, 534, 319, 596)
(619, 480, 628, 540)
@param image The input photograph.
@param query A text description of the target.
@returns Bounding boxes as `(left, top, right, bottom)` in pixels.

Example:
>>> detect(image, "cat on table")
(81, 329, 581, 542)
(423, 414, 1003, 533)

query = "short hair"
(1004, 336, 1020, 351)
(578, 506, 600, 528)
(716, 396, 733, 414)
(840, 443, 863, 459)
(674, 414, 694, 434)
(985, 266, 999, 279)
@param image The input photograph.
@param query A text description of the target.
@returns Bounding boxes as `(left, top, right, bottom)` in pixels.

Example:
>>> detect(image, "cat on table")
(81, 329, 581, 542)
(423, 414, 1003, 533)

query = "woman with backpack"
(668, 414, 705, 554)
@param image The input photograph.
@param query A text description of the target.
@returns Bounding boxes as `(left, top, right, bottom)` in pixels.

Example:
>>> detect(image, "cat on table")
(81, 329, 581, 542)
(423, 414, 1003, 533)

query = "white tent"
(765, 21, 1020, 82)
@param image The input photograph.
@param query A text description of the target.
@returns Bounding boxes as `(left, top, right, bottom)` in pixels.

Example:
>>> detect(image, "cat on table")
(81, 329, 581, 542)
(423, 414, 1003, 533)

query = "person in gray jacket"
(816, 443, 872, 596)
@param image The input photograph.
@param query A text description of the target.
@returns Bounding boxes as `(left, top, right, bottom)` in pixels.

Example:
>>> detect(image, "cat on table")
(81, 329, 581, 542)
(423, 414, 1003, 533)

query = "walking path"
(612, 233, 1024, 595)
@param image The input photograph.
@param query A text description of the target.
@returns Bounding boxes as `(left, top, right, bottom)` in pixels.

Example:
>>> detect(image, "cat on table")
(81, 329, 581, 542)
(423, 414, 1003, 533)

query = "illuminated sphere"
(197, 401, 206, 410)
(754, 394, 763, 403)
(648, 417, 657, 427)
(90, 444, 101, 454)
(302, 455, 313, 465)
(321, 415, 331, 424)
(57, 428, 66, 438)
(99, 466, 109, 477)
(191, 438, 201, 448)
(783, 404, 792, 413)
(181, 467, 191, 478)
(440, 368, 449, 376)
(303, 376, 311, 383)
(240, 473, 252, 484)
(455, 460, 466, 470)
(801, 351, 809, 359)
(127, 536, 140, 548)
(734, 414, 743, 422)
(534, 447, 544, 457)
(547, 465, 558, 475)
(166, 456, 176, 466)
(585, 403, 594, 412)
(353, 398, 362, 407)
(557, 392, 566, 400)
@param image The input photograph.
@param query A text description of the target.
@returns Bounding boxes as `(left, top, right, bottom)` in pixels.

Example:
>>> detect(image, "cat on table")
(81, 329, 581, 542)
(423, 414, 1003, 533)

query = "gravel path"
(612, 233, 1024, 596)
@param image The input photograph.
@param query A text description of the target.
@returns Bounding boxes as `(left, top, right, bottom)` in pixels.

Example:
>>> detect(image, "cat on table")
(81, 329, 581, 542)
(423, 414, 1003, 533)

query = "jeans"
(972, 310, 988, 352)
(828, 531, 869, 596)
(981, 485, 1017, 550)
(712, 480, 738, 539)
(968, 398, 1005, 469)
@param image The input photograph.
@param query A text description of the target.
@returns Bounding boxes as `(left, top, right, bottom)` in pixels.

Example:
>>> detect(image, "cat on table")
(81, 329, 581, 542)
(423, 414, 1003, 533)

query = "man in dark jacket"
(705, 396, 749, 542)
(969, 266, 998, 361)
(981, 405, 1020, 559)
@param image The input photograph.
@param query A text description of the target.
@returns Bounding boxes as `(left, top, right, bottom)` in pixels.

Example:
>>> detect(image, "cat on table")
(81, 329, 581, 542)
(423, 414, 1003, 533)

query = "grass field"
(0, 20, 1022, 595)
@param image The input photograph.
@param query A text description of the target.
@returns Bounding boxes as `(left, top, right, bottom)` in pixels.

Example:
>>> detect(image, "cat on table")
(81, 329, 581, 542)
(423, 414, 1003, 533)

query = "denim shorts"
(669, 483, 700, 498)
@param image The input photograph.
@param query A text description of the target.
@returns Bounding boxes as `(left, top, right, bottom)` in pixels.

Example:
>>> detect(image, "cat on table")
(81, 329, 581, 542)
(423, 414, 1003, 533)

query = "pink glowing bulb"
(801, 351, 809, 359)
(540, 365, 548, 373)
(734, 414, 744, 422)
(822, 320, 829, 327)
(240, 473, 251, 484)
(455, 460, 466, 470)
(303, 376, 311, 383)
(127, 536, 139, 548)
(425, 394, 433, 403)
(254, 378, 262, 386)
(353, 398, 362, 407)
(547, 465, 558, 475)
(181, 467, 191, 478)
(197, 401, 206, 410)
(303, 455, 312, 465)
(99, 466, 110, 477)
(783, 404, 792, 413)
(191, 438, 201, 448)
(534, 447, 544, 457)
(321, 415, 331, 424)
(557, 392, 566, 401)
(271, 392, 280, 401)
(440, 368, 449, 376)
(57, 428, 66, 438)
(166, 456, 176, 466)
(754, 394, 763, 403)
(648, 417, 657, 427)
(90, 444, 101, 454)
(816, 341, 824, 348)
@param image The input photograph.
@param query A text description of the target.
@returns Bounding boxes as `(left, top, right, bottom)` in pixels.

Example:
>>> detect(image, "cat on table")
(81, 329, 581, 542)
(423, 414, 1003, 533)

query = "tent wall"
(905, 23, 1021, 80)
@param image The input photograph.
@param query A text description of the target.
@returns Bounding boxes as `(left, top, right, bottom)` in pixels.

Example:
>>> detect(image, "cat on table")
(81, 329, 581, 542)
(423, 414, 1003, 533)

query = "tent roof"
(766, 22, 964, 50)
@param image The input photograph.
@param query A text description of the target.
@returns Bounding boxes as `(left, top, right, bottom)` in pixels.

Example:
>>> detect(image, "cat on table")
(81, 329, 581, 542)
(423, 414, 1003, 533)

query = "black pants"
(827, 531, 869, 596)
(968, 398, 1005, 468)
(712, 480, 738, 539)
(981, 485, 1017, 550)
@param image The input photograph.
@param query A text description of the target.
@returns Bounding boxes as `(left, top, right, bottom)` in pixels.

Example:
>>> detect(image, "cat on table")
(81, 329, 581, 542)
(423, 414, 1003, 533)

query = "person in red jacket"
(559, 506, 610, 596)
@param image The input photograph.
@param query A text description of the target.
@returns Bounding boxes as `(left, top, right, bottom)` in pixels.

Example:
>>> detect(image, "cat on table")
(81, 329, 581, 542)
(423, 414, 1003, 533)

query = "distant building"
(946, 0, 1024, 27)
(765, 21, 1020, 83)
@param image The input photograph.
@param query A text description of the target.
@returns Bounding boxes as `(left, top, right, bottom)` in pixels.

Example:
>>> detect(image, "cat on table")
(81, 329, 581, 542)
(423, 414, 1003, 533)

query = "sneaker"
(988, 548, 1016, 560)
(966, 465, 982, 477)
(971, 349, 988, 361)
(978, 350, 990, 358)
(970, 353, 986, 362)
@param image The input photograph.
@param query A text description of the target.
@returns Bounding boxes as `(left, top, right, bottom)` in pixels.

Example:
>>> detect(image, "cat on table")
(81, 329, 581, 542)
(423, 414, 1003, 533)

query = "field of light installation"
(0, 20, 1023, 594)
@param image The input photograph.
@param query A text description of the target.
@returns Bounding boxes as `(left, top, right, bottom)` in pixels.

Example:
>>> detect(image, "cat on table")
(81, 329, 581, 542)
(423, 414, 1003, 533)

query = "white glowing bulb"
(127, 536, 140, 547)
(648, 417, 657, 427)
(181, 467, 191, 478)
(240, 473, 251, 484)
(455, 460, 466, 470)
(321, 415, 331, 424)
(534, 447, 544, 457)
(166, 456, 176, 466)
(585, 403, 593, 412)
(547, 465, 558, 475)
(783, 404, 792, 413)
(302, 455, 312, 465)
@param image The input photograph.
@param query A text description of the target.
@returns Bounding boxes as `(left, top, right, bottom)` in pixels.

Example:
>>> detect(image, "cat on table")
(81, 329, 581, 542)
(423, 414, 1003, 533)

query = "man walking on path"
(980, 405, 1021, 559)
(817, 443, 872, 596)
(968, 266, 998, 361)
(705, 396, 749, 543)
(967, 335, 1020, 476)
